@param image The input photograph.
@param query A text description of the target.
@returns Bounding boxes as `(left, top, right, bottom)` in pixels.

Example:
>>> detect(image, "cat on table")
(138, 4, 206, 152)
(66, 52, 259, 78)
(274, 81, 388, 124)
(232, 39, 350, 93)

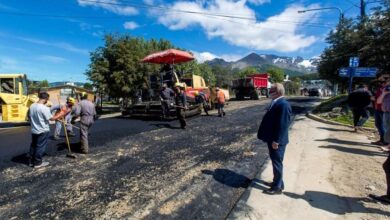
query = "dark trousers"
(176, 108, 186, 128)
(217, 103, 225, 117)
(384, 155, 390, 196)
(80, 123, 92, 153)
(29, 132, 50, 165)
(267, 142, 286, 190)
(375, 110, 385, 142)
(161, 100, 170, 117)
(352, 107, 369, 127)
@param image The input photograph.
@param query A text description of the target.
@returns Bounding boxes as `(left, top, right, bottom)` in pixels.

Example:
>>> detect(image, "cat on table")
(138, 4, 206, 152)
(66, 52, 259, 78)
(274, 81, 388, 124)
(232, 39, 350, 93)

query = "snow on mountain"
(205, 53, 319, 74)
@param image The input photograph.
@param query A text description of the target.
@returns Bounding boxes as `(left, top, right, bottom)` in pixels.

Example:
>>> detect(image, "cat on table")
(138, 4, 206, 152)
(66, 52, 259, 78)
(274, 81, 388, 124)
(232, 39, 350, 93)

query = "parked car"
(308, 88, 322, 97)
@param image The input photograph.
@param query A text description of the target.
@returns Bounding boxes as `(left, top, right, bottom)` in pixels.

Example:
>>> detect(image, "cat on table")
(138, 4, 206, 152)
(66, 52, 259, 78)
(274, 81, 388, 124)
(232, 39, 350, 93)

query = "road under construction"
(0, 98, 318, 219)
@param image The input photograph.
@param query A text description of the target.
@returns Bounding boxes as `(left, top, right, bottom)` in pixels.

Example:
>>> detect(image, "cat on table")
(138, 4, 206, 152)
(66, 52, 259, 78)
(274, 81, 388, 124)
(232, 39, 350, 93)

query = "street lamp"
(298, 7, 344, 19)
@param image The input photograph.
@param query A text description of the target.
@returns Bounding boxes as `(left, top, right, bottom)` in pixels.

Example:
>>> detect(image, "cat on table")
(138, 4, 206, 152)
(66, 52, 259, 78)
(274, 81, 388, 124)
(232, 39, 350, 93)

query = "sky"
(0, 0, 375, 82)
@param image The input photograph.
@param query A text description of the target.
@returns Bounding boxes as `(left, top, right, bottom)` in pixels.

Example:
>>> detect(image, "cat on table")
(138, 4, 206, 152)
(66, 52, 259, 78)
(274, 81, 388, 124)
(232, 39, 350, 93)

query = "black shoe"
(369, 194, 390, 204)
(263, 188, 282, 195)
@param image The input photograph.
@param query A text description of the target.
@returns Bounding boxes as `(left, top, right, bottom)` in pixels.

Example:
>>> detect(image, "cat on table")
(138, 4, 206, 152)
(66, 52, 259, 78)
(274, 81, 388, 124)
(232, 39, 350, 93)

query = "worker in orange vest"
(216, 87, 226, 117)
(51, 97, 76, 140)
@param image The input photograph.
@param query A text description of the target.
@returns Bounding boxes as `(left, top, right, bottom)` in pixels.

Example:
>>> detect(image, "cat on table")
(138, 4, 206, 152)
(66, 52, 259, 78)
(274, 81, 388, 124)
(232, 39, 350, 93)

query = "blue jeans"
(267, 142, 286, 190)
(375, 110, 385, 142)
(383, 112, 390, 132)
(29, 132, 50, 165)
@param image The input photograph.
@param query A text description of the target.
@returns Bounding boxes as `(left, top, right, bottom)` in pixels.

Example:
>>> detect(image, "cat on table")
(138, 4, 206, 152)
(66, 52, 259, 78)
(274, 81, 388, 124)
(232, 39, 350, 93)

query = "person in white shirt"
(28, 92, 60, 168)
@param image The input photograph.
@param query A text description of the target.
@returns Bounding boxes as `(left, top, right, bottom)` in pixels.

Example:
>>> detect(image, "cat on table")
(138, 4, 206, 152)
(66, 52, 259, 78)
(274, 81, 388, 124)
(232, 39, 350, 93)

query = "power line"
(0, 10, 336, 29)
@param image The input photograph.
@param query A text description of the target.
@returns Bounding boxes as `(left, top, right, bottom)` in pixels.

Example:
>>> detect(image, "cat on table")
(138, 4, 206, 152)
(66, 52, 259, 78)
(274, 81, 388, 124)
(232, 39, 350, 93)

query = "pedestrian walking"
(257, 83, 292, 195)
(347, 84, 372, 131)
(216, 87, 226, 117)
(160, 83, 174, 118)
(174, 83, 187, 129)
(51, 97, 76, 140)
(372, 75, 390, 145)
(28, 92, 61, 168)
(72, 92, 96, 154)
(194, 90, 209, 116)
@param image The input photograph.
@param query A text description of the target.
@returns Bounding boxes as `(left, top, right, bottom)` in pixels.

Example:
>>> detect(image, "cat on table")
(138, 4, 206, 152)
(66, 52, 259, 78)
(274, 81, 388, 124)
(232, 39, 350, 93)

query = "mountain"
(205, 53, 319, 76)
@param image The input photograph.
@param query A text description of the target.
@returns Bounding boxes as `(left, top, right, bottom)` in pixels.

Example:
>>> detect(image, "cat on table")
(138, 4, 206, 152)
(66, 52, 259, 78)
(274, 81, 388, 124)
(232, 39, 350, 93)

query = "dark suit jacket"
(257, 97, 292, 145)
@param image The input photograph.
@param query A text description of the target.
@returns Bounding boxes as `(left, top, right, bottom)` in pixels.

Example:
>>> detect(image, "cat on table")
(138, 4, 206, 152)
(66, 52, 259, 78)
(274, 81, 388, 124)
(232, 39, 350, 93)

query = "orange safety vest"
(217, 90, 225, 104)
(54, 106, 71, 119)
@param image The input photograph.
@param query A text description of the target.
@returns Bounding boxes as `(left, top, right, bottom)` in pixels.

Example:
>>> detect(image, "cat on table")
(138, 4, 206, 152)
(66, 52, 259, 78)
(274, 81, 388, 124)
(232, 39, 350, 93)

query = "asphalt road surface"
(0, 117, 179, 161)
(0, 97, 320, 219)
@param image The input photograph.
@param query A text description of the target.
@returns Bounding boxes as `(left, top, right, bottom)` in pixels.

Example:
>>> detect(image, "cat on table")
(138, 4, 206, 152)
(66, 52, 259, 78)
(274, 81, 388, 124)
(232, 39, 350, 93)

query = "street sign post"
(349, 57, 359, 67)
(339, 66, 378, 93)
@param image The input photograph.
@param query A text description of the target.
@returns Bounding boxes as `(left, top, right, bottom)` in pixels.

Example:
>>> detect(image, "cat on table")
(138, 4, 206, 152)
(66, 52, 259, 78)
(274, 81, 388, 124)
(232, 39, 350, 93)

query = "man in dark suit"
(258, 83, 292, 195)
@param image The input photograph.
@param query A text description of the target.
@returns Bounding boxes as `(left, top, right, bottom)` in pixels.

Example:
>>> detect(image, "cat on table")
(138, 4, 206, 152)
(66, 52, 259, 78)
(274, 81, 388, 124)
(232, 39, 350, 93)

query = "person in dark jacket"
(258, 83, 292, 195)
(174, 83, 187, 129)
(347, 84, 372, 131)
(160, 83, 174, 118)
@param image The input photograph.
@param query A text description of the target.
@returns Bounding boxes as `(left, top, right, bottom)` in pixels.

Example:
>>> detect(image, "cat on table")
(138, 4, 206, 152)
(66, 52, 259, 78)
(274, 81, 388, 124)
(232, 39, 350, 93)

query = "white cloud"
(156, 1, 320, 52)
(192, 51, 243, 63)
(0, 57, 19, 70)
(247, 0, 271, 5)
(77, 0, 138, 16)
(298, 60, 314, 68)
(17, 37, 89, 55)
(123, 21, 139, 30)
(37, 55, 68, 63)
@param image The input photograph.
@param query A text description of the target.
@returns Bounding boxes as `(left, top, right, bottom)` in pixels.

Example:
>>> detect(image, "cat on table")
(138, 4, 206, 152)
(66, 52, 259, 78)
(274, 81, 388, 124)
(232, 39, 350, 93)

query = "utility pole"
(360, 0, 366, 23)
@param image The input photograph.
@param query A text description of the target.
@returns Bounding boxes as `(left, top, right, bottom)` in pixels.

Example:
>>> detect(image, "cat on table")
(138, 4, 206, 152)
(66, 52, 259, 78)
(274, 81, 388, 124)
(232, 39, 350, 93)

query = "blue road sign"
(339, 68, 350, 77)
(353, 67, 378, 77)
(339, 67, 377, 78)
(349, 57, 359, 67)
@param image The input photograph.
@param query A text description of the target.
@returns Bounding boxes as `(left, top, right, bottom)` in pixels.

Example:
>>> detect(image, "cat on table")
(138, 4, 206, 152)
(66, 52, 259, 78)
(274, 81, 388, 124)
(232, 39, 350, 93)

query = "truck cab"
(0, 73, 34, 122)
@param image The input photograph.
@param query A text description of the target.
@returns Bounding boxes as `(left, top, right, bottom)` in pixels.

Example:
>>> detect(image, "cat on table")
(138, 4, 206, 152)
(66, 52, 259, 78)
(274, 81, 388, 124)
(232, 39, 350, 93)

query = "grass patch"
(321, 111, 375, 128)
(313, 94, 375, 129)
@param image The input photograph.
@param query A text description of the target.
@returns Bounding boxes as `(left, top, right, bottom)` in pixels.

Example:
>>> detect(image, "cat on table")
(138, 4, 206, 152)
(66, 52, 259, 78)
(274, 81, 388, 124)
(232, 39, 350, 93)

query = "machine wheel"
(251, 90, 260, 100)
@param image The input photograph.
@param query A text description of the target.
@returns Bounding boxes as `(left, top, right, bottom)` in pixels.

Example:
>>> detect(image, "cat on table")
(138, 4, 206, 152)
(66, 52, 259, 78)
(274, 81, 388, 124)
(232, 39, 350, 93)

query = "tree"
(318, 2, 390, 89)
(83, 82, 93, 90)
(237, 67, 258, 78)
(267, 67, 284, 83)
(38, 80, 49, 88)
(86, 34, 175, 98)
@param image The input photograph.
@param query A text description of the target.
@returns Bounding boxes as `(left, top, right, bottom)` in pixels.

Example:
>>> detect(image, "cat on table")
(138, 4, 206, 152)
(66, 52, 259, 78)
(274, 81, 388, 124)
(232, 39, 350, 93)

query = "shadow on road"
(315, 138, 377, 148)
(10, 153, 30, 166)
(202, 169, 251, 188)
(319, 145, 387, 157)
(316, 127, 355, 133)
(150, 123, 181, 129)
(284, 191, 390, 216)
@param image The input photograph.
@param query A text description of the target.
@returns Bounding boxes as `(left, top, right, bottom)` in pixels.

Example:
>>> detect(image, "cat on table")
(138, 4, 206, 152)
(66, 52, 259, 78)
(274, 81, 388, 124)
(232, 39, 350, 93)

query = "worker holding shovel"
(51, 97, 76, 140)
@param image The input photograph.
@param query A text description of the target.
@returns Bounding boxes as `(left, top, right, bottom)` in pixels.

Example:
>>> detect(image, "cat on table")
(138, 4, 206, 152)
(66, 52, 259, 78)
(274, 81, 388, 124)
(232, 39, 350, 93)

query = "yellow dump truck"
(0, 73, 37, 122)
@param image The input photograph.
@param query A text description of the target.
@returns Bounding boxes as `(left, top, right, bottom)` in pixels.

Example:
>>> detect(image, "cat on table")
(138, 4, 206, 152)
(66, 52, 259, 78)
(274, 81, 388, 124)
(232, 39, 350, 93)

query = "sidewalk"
(228, 115, 390, 219)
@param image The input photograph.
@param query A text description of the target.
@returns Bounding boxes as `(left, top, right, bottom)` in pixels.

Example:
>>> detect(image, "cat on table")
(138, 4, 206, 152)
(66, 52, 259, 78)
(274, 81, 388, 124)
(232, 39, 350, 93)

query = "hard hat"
(66, 97, 75, 104)
(174, 82, 184, 88)
(80, 92, 88, 99)
(194, 91, 199, 96)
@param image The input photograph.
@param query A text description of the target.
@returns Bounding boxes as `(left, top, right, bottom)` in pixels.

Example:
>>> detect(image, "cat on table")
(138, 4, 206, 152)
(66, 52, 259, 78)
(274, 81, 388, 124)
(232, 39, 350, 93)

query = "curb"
(306, 112, 376, 132)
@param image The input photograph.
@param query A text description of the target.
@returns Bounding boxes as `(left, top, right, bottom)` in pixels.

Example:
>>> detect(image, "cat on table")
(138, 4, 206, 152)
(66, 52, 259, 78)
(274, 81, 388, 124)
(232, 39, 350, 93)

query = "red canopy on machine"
(142, 49, 194, 64)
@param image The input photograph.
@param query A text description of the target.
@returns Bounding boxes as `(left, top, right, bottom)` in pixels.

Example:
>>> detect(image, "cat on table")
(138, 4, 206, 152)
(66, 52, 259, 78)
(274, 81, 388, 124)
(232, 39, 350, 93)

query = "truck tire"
(235, 92, 243, 100)
(251, 90, 260, 100)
